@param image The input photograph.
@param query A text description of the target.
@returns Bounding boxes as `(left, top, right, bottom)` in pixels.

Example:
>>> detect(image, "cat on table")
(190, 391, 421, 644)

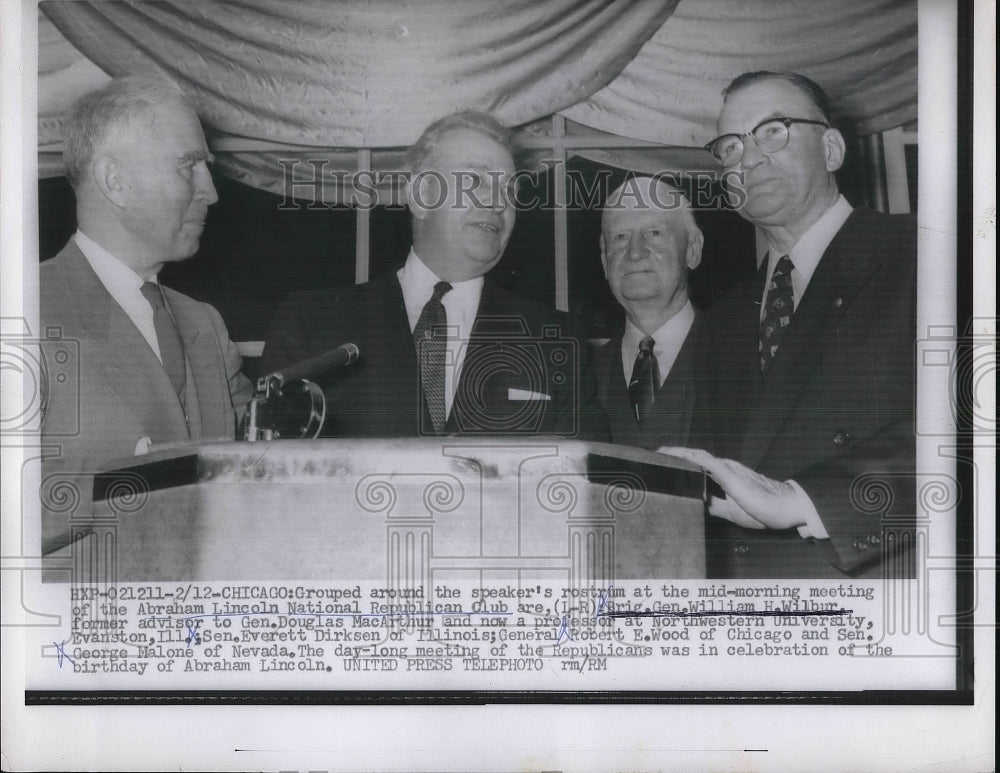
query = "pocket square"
(508, 388, 551, 401)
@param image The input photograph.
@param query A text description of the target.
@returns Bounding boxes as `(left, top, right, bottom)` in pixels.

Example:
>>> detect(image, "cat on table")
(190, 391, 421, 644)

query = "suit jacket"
(39, 240, 253, 549)
(263, 270, 608, 440)
(594, 312, 707, 450)
(704, 207, 917, 578)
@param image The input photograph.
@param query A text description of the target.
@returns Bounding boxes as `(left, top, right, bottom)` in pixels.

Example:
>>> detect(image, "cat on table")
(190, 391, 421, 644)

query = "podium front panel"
(78, 438, 706, 582)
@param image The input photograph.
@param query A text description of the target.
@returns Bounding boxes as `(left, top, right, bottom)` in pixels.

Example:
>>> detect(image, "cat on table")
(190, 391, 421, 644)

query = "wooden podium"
(59, 438, 707, 583)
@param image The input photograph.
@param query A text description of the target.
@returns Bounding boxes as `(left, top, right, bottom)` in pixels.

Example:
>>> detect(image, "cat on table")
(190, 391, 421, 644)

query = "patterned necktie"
(759, 255, 795, 374)
(413, 281, 452, 433)
(140, 282, 186, 396)
(628, 335, 660, 424)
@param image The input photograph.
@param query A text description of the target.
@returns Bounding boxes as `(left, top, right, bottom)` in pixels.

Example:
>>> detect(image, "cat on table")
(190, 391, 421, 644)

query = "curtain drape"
(41, 0, 677, 146)
(562, 0, 917, 145)
(39, 0, 917, 202)
(38, 9, 110, 175)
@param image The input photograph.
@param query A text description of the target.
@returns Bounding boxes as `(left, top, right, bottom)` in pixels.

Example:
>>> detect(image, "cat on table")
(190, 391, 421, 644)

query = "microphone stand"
(243, 342, 358, 441)
(244, 373, 326, 442)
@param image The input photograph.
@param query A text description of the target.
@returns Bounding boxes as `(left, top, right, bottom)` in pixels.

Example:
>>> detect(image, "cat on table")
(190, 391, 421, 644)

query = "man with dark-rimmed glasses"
(664, 71, 917, 579)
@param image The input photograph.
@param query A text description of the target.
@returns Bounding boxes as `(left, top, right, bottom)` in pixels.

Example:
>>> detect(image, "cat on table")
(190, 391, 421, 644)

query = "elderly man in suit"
(594, 176, 707, 450)
(664, 71, 917, 579)
(264, 111, 606, 439)
(40, 75, 252, 552)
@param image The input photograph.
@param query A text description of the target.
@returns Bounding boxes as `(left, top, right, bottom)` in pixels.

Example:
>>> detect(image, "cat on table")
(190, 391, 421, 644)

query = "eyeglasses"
(705, 117, 830, 167)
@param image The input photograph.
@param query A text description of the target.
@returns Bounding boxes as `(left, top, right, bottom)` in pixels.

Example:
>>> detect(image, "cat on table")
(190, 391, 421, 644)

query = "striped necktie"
(413, 281, 452, 433)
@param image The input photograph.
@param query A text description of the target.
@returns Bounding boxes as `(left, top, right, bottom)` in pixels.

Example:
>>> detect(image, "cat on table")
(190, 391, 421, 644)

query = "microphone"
(270, 343, 360, 385)
(243, 343, 359, 441)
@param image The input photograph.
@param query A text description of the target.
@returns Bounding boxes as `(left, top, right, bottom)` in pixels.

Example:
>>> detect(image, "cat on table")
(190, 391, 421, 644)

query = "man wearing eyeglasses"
(664, 71, 916, 579)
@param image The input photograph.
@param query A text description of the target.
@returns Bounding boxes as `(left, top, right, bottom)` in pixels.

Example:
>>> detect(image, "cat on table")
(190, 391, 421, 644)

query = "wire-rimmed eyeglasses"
(705, 117, 830, 167)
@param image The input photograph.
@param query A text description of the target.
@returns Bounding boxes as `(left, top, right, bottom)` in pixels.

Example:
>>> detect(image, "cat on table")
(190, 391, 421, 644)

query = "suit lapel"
(646, 316, 699, 445)
(597, 315, 701, 449)
(167, 290, 216, 437)
(59, 246, 190, 441)
(596, 333, 640, 441)
(467, 279, 514, 332)
(740, 216, 883, 468)
(594, 332, 621, 408)
(448, 280, 505, 433)
(379, 274, 427, 435)
(718, 267, 767, 426)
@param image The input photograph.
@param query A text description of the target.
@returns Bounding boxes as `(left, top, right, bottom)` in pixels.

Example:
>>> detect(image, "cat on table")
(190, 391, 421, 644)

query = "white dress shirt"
(620, 300, 695, 387)
(75, 230, 165, 363)
(758, 195, 853, 540)
(759, 194, 853, 316)
(397, 249, 483, 417)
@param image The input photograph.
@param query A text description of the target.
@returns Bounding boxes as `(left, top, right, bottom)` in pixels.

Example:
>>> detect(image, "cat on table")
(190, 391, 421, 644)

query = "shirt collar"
(622, 300, 695, 362)
(766, 194, 853, 289)
(74, 230, 152, 294)
(397, 248, 484, 330)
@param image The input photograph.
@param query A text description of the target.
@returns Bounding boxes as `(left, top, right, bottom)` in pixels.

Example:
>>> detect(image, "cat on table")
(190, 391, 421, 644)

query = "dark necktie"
(628, 335, 660, 424)
(759, 255, 795, 374)
(413, 281, 452, 433)
(140, 282, 186, 396)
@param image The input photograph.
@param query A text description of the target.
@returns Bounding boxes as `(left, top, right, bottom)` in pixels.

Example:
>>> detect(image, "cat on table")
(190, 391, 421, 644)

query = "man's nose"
(628, 235, 643, 260)
(739, 135, 767, 169)
(196, 164, 219, 205)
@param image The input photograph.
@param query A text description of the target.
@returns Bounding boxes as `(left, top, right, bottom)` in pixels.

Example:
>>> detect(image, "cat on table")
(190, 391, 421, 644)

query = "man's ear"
(405, 172, 437, 221)
(686, 230, 704, 271)
(404, 177, 423, 220)
(599, 234, 608, 277)
(823, 128, 846, 173)
(93, 155, 128, 208)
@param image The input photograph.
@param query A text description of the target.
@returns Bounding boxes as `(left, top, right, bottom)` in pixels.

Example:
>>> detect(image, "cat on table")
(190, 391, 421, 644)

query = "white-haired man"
(594, 176, 707, 450)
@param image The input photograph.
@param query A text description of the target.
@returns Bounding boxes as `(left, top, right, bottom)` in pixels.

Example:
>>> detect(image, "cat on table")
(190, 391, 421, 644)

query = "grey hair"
(62, 74, 194, 188)
(602, 175, 702, 240)
(405, 110, 514, 174)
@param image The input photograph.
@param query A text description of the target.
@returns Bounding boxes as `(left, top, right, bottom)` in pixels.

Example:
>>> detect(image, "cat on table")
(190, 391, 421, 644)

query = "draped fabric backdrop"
(39, 0, 917, 202)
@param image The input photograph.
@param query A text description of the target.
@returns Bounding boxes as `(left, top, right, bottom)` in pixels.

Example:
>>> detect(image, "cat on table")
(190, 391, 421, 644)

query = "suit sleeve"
(791, 220, 917, 574)
(794, 417, 916, 573)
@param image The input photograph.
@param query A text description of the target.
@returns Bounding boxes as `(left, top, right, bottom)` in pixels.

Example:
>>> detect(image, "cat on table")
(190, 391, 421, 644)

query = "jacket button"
(833, 431, 851, 446)
(734, 542, 750, 555)
(833, 297, 843, 309)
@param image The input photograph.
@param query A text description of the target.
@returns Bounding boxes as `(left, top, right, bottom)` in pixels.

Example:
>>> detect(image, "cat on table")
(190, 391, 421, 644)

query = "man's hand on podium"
(658, 447, 809, 532)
